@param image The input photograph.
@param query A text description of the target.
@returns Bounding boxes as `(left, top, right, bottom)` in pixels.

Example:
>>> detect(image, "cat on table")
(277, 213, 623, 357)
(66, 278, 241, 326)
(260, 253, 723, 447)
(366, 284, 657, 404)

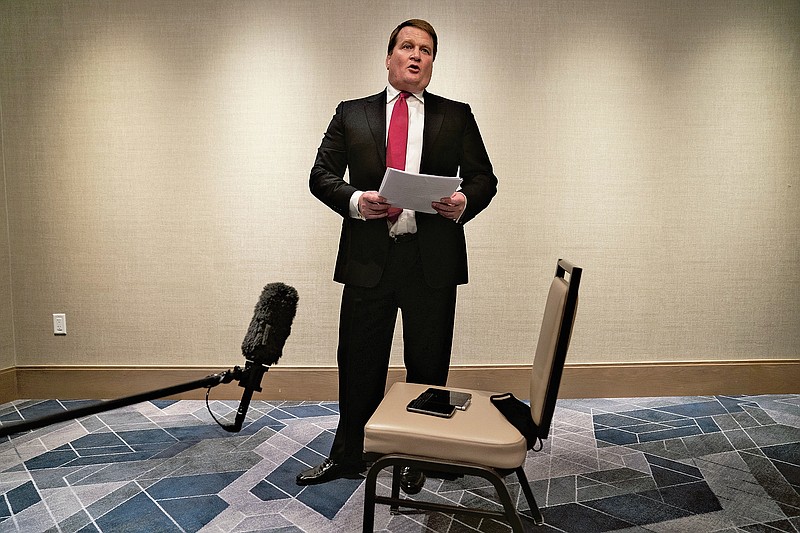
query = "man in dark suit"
(298, 19, 497, 489)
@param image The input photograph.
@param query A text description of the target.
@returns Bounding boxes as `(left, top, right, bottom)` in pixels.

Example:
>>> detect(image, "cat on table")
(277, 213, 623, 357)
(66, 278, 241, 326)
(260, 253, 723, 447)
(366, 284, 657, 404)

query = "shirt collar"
(387, 84, 424, 104)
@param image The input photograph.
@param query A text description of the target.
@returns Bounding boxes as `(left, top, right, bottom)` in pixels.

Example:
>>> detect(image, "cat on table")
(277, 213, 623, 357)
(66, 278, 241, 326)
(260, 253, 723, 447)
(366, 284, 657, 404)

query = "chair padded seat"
(364, 382, 528, 470)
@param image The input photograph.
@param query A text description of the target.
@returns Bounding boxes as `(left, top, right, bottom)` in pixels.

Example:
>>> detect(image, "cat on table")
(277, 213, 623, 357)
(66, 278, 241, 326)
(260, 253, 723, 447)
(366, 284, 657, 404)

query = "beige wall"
(0, 0, 797, 373)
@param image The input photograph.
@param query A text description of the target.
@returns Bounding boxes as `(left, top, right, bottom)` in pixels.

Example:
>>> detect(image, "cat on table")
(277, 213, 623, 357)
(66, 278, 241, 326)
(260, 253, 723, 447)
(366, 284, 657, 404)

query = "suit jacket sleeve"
(419, 94, 498, 225)
(455, 103, 498, 224)
(309, 100, 359, 218)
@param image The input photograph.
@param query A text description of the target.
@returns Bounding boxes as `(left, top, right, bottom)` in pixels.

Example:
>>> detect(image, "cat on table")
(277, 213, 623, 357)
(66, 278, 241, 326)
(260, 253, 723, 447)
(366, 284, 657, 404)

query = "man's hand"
(432, 192, 466, 221)
(358, 191, 392, 219)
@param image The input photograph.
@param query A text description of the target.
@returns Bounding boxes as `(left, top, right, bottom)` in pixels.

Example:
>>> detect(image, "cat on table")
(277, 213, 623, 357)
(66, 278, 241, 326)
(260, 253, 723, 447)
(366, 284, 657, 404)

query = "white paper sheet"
(377, 168, 462, 214)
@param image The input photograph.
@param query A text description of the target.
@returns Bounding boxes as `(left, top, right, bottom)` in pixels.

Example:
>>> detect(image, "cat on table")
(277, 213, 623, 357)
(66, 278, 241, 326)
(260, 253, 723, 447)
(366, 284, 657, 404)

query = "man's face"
(386, 26, 434, 93)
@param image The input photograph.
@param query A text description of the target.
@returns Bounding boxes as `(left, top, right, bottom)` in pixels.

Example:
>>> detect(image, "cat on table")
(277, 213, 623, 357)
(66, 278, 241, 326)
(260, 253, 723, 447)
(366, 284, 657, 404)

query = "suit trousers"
(329, 236, 457, 466)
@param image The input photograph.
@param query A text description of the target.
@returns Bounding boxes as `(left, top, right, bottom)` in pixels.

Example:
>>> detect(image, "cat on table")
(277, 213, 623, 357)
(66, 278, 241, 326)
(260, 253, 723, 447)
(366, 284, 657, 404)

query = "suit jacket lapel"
(421, 91, 444, 173)
(364, 91, 387, 166)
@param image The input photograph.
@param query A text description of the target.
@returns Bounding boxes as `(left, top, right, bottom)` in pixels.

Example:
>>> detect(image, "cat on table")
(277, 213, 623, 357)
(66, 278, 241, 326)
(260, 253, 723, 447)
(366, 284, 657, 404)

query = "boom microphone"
(241, 282, 299, 364)
(0, 284, 299, 438)
(228, 282, 298, 431)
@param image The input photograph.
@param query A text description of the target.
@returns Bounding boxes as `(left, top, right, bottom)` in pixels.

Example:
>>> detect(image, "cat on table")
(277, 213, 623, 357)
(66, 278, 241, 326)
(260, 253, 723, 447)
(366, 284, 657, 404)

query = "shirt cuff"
(455, 192, 468, 223)
(349, 191, 365, 220)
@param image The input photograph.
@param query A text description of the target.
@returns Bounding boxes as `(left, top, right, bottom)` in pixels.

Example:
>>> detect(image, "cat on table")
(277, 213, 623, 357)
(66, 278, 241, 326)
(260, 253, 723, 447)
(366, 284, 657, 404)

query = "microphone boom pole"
(0, 369, 240, 438)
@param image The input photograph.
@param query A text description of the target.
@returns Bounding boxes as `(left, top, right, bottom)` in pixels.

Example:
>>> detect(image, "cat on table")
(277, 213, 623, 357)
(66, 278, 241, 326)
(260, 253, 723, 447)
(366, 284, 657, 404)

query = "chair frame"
(363, 455, 543, 530)
(362, 259, 582, 532)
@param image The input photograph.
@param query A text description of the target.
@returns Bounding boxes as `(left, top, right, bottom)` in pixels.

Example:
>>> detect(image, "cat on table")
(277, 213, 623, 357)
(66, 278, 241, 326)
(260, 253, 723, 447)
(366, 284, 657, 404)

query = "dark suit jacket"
(310, 90, 498, 289)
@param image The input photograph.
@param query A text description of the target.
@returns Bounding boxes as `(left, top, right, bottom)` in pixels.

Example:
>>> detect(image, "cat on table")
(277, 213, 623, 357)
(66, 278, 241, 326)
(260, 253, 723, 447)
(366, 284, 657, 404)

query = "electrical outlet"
(53, 313, 67, 335)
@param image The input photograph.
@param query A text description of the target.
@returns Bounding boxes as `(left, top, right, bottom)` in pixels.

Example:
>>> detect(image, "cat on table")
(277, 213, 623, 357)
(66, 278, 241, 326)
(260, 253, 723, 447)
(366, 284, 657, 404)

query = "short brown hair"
(387, 19, 438, 60)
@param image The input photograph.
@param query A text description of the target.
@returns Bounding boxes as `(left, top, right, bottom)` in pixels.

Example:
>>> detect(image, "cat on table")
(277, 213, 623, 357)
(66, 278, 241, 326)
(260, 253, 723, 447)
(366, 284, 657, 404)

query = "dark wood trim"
(5, 360, 798, 402)
(0, 367, 16, 404)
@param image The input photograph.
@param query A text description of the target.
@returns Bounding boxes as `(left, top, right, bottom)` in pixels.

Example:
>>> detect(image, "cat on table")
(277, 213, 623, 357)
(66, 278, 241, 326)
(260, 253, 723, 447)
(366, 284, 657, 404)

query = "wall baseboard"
(3, 360, 797, 404)
(0, 367, 17, 404)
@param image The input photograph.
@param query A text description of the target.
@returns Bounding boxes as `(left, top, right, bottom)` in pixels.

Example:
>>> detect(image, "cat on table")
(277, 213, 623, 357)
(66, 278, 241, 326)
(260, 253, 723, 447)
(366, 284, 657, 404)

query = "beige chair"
(362, 259, 582, 532)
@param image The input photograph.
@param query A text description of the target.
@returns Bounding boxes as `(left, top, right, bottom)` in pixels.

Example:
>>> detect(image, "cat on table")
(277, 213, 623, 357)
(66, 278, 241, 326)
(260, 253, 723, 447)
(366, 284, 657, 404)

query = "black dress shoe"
(399, 467, 426, 495)
(296, 458, 364, 486)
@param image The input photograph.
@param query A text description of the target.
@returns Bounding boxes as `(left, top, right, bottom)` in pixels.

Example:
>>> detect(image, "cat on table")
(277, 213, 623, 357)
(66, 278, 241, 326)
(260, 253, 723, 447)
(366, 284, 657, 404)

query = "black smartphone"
(425, 388, 472, 410)
(406, 393, 456, 418)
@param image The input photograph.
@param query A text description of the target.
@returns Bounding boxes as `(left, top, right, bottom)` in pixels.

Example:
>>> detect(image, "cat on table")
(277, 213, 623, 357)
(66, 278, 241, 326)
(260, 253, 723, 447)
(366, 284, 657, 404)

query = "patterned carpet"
(1, 393, 799, 532)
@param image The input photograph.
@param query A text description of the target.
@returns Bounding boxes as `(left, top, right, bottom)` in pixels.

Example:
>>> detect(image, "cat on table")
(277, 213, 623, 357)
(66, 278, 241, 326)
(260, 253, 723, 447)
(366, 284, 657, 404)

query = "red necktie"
(386, 92, 410, 223)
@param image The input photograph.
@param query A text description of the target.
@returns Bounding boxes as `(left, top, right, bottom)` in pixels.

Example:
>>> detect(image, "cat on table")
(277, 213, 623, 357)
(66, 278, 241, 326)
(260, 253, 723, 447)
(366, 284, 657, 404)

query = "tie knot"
(398, 91, 411, 101)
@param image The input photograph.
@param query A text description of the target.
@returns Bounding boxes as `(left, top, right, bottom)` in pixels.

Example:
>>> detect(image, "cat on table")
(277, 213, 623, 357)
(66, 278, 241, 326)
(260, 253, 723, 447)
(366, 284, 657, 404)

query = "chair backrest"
(529, 259, 581, 438)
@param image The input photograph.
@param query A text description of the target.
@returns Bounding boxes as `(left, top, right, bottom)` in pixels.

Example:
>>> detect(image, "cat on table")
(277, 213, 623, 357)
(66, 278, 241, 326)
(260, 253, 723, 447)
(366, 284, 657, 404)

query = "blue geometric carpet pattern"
(1, 394, 798, 532)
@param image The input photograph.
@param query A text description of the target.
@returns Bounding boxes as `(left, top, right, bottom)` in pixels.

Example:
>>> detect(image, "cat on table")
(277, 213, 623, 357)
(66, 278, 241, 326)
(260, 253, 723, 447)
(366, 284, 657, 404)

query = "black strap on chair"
(490, 392, 543, 451)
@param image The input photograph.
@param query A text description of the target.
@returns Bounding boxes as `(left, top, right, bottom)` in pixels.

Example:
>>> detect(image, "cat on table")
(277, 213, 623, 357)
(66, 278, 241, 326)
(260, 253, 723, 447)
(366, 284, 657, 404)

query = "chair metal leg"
(390, 464, 401, 514)
(484, 470, 526, 532)
(515, 467, 544, 526)
(362, 461, 379, 533)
